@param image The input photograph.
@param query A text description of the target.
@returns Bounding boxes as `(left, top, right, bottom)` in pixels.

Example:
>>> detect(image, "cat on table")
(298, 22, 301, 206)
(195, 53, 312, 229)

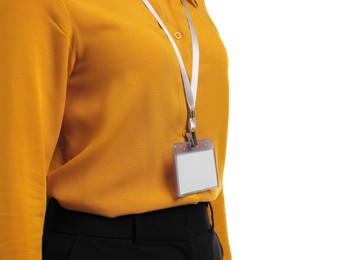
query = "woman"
(0, 0, 231, 259)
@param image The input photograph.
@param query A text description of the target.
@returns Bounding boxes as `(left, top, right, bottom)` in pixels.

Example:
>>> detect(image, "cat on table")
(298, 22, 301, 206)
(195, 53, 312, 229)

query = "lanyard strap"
(142, 0, 200, 147)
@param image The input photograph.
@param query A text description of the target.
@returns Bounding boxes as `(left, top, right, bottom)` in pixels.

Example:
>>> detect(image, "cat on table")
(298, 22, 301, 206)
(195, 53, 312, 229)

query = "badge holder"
(173, 137, 219, 197)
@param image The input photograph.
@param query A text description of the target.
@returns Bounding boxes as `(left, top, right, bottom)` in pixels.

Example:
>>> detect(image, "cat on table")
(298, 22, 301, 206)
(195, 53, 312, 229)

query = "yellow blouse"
(0, 0, 231, 259)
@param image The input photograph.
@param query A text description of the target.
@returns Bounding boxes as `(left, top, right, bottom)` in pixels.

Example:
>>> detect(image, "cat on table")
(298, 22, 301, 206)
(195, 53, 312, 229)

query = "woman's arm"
(0, 0, 75, 258)
(209, 189, 232, 260)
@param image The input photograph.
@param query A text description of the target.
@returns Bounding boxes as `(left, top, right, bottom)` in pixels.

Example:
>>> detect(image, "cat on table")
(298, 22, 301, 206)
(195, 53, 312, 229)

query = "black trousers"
(43, 198, 224, 260)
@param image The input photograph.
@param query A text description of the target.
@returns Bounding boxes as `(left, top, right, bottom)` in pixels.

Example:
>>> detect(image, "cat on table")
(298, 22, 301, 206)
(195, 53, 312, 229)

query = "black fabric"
(42, 198, 224, 260)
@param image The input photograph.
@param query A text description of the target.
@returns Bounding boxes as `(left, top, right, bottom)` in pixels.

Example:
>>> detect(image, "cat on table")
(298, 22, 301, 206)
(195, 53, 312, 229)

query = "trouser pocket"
(188, 231, 223, 260)
(212, 231, 224, 259)
(42, 230, 79, 260)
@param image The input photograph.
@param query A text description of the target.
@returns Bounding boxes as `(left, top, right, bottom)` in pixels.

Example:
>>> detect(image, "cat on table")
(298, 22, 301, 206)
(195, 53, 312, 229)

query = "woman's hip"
(42, 198, 224, 260)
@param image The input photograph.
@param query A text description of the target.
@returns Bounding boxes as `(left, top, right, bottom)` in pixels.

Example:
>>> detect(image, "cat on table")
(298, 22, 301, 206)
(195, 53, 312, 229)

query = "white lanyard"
(142, 0, 200, 147)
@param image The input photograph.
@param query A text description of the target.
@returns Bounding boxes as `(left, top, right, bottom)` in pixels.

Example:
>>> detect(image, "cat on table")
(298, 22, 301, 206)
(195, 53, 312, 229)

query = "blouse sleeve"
(209, 189, 232, 260)
(0, 0, 75, 258)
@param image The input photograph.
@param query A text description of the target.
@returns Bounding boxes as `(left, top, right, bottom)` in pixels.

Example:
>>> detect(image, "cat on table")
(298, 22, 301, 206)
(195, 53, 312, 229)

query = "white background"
(205, 0, 345, 259)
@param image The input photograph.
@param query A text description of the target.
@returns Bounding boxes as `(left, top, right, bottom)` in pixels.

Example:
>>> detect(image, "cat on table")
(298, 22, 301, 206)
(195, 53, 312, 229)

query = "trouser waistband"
(44, 198, 215, 245)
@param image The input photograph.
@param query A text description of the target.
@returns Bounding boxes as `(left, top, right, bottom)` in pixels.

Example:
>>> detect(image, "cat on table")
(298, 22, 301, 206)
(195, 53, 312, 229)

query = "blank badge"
(173, 138, 219, 197)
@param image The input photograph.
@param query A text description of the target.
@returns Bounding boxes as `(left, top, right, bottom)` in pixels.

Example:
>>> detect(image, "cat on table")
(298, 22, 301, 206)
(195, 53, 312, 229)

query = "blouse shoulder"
(0, 0, 74, 42)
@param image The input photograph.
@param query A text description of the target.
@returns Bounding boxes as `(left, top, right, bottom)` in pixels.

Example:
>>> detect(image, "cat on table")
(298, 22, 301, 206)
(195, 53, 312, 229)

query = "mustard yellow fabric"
(0, 0, 231, 259)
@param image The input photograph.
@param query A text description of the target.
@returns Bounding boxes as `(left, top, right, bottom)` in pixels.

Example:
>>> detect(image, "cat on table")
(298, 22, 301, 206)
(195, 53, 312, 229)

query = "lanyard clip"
(186, 111, 198, 147)
(186, 130, 198, 148)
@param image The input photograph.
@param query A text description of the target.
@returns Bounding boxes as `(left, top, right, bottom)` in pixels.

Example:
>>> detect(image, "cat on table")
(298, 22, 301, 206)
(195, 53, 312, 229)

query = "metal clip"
(185, 131, 197, 147)
(187, 111, 198, 147)
(188, 117, 196, 132)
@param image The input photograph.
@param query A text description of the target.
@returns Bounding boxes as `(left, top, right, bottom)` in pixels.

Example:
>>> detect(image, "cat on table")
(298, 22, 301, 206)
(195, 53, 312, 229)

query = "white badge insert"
(173, 138, 219, 197)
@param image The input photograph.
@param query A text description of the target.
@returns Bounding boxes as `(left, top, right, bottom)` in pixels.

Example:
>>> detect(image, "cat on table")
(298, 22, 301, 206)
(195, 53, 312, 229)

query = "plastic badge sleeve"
(173, 138, 219, 197)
